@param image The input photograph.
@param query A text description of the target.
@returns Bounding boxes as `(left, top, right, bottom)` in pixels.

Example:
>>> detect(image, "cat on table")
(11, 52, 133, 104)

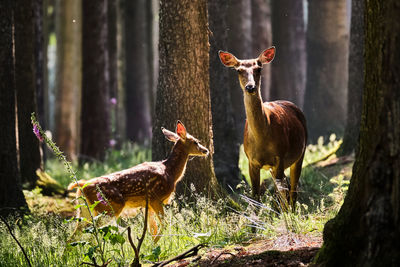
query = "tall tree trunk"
(315, 0, 400, 265)
(80, 0, 110, 162)
(153, 0, 221, 198)
(208, 0, 241, 191)
(0, 0, 28, 216)
(124, 0, 152, 143)
(108, 0, 118, 146)
(34, 0, 46, 130)
(14, 0, 42, 188)
(116, 0, 126, 143)
(226, 0, 252, 140)
(270, 0, 306, 108)
(251, 0, 272, 100)
(338, 0, 364, 156)
(55, 0, 81, 160)
(303, 0, 349, 141)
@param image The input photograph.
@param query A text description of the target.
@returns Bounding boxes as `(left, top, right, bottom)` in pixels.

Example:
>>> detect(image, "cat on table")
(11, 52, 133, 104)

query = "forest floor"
(22, 152, 353, 267)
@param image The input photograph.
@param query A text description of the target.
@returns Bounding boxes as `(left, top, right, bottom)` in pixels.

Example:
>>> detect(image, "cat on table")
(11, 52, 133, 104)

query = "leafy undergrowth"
(0, 137, 353, 266)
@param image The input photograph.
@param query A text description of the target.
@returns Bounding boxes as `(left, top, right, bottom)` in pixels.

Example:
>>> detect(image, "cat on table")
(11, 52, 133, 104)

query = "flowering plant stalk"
(31, 112, 110, 265)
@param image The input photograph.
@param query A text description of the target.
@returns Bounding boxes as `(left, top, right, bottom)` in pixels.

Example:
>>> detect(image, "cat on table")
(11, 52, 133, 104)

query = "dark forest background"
(0, 0, 357, 198)
(1, 0, 400, 266)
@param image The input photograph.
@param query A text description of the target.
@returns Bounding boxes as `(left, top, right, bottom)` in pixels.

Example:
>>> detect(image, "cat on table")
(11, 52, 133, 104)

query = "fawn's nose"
(245, 85, 256, 94)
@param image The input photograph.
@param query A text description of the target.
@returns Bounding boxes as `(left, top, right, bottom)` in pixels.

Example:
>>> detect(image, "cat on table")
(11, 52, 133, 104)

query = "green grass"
(0, 137, 351, 266)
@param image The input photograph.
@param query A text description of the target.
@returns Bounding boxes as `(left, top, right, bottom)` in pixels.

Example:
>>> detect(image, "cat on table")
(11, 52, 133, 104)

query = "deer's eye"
(254, 68, 262, 73)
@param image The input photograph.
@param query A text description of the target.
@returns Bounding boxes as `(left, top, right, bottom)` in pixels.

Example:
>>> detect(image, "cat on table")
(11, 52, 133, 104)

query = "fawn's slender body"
(219, 47, 307, 209)
(68, 121, 209, 241)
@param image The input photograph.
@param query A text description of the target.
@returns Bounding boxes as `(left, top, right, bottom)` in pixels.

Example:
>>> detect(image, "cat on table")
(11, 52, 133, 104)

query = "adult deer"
(219, 47, 307, 210)
(68, 121, 209, 242)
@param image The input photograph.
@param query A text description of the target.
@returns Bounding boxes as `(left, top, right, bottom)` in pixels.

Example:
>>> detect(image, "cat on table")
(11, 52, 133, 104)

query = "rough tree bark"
(14, 0, 42, 188)
(270, 0, 306, 108)
(315, 0, 400, 265)
(124, 0, 152, 143)
(251, 0, 272, 100)
(80, 0, 110, 162)
(226, 0, 252, 140)
(208, 0, 241, 191)
(152, 0, 221, 198)
(303, 0, 349, 141)
(55, 0, 81, 160)
(338, 0, 364, 156)
(108, 0, 118, 146)
(0, 0, 28, 215)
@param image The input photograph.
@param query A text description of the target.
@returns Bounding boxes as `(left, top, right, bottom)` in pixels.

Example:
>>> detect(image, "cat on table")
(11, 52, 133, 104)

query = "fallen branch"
(152, 243, 207, 267)
(128, 185, 149, 267)
(210, 251, 236, 265)
(81, 258, 111, 267)
(0, 215, 32, 267)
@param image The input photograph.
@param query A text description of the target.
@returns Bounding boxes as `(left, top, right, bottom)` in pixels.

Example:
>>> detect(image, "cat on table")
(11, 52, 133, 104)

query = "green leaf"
(109, 233, 125, 245)
(90, 201, 101, 211)
(74, 203, 85, 210)
(83, 226, 95, 234)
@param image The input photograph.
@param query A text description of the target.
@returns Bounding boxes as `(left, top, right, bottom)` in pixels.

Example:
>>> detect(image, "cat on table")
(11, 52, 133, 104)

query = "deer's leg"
(149, 200, 164, 243)
(289, 152, 304, 211)
(271, 158, 289, 210)
(249, 163, 261, 202)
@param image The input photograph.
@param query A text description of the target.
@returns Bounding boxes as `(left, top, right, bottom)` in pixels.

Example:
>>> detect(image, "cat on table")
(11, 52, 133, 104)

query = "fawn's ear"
(162, 127, 179, 142)
(176, 121, 187, 140)
(258, 46, 275, 64)
(219, 51, 239, 68)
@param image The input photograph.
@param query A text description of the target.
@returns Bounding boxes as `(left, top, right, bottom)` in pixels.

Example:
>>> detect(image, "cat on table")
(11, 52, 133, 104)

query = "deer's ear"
(258, 46, 275, 64)
(176, 121, 187, 140)
(219, 51, 239, 68)
(162, 127, 179, 142)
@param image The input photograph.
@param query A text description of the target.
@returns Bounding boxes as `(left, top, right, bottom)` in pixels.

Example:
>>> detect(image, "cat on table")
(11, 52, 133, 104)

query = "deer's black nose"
(245, 85, 256, 94)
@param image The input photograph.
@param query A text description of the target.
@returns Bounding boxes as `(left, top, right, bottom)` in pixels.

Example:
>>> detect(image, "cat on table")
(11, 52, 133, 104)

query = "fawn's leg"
(149, 200, 164, 243)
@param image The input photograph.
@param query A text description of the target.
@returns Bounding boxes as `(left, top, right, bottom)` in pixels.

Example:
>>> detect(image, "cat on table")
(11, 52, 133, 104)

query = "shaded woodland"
(0, 0, 399, 266)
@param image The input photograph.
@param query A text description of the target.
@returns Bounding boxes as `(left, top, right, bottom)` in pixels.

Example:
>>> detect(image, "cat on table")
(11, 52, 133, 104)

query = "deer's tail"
(67, 180, 87, 191)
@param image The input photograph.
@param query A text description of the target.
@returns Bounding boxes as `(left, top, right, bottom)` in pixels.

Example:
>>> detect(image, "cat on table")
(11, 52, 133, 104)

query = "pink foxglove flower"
(32, 124, 44, 142)
(96, 192, 107, 205)
(110, 98, 117, 105)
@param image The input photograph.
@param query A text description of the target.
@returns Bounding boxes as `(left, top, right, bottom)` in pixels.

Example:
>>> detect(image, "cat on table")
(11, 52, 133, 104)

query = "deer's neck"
(244, 89, 268, 139)
(164, 142, 189, 185)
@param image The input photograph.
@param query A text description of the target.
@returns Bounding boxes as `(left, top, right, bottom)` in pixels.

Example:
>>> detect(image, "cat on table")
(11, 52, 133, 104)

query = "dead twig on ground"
(0, 215, 32, 267)
(152, 243, 207, 267)
(128, 185, 149, 267)
(210, 251, 236, 265)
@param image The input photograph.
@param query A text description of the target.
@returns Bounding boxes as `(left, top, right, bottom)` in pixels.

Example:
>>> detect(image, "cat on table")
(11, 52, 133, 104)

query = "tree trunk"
(315, 0, 400, 265)
(80, 0, 110, 162)
(124, 0, 152, 143)
(208, 0, 241, 191)
(116, 0, 126, 143)
(14, 0, 42, 188)
(34, 0, 46, 130)
(152, 0, 221, 198)
(108, 0, 118, 147)
(55, 0, 81, 161)
(251, 0, 272, 101)
(0, 0, 28, 216)
(226, 0, 252, 140)
(270, 0, 306, 108)
(338, 0, 364, 156)
(303, 0, 349, 141)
